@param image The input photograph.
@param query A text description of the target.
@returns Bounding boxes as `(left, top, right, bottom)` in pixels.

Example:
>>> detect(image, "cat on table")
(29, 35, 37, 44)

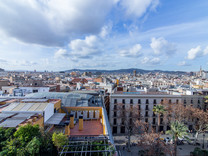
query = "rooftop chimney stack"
(70, 114, 74, 128)
(79, 115, 83, 131)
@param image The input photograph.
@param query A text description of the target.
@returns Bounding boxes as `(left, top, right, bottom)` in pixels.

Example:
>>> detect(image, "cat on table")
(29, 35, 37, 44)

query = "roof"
(2, 103, 50, 112)
(0, 112, 36, 127)
(0, 118, 25, 127)
(45, 113, 65, 125)
(21, 99, 48, 102)
(25, 92, 93, 107)
(0, 99, 7, 103)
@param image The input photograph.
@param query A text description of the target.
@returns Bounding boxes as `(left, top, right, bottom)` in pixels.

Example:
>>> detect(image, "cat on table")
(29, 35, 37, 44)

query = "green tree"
(26, 137, 41, 155)
(52, 132, 68, 152)
(0, 127, 16, 151)
(14, 124, 41, 146)
(166, 121, 189, 156)
(153, 104, 166, 130)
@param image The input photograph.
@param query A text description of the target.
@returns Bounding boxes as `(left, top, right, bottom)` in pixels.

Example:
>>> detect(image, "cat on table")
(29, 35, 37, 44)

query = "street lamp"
(202, 133, 205, 149)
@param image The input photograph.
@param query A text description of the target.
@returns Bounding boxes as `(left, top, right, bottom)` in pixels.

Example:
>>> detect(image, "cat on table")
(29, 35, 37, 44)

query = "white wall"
(44, 103, 54, 122)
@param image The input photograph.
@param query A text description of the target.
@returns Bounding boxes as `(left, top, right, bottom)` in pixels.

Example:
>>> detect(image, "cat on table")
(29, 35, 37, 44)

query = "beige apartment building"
(109, 92, 205, 134)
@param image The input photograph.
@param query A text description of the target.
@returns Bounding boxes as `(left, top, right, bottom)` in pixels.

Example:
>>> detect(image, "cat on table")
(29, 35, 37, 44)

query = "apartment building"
(109, 92, 205, 134)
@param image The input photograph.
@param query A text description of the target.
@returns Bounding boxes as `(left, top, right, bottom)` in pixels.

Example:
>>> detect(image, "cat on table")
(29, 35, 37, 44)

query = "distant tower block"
(133, 70, 136, 77)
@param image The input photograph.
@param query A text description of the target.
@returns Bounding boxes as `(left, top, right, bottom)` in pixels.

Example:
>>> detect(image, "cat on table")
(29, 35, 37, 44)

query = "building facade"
(109, 92, 205, 134)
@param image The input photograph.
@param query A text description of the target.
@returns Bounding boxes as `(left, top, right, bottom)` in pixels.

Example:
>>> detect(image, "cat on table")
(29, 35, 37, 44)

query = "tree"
(52, 132, 68, 152)
(138, 131, 174, 156)
(153, 104, 166, 131)
(14, 124, 41, 147)
(26, 137, 41, 155)
(166, 121, 189, 156)
(0, 124, 57, 155)
(115, 103, 141, 151)
(187, 106, 208, 145)
(0, 127, 16, 151)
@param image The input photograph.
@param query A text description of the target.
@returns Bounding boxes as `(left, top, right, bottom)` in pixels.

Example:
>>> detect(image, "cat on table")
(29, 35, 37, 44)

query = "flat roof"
(45, 113, 65, 125)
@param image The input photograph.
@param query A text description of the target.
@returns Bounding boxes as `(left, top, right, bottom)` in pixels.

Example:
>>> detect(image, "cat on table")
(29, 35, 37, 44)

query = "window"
(153, 99, 157, 104)
(184, 100, 187, 104)
(145, 105, 149, 110)
(122, 105, 125, 110)
(198, 99, 201, 104)
(130, 99, 133, 104)
(138, 105, 141, 110)
(176, 99, 179, 104)
(153, 118, 156, 124)
(121, 126, 125, 133)
(113, 126, 117, 134)
(169, 99, 171, 104)
(121, 118, 125, 125)
(161, 99, 164, 104)
(114, 99, 117, 104)
(145, 111, 148, 117)
(129, 118, 133, 125)
(114, 112, 117, 117)
(146, 99, 149, 104)
(113, 119, 117, 125)
(138, 99, 141, 104)
(145, 118, 148, 122)
(122, 99, 125, 104)
(114, 104, 117, 110)
(191, 99, 193, 104)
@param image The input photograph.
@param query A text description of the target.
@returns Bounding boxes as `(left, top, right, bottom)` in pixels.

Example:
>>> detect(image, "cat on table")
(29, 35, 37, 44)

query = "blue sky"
(0, 0, 208, 71)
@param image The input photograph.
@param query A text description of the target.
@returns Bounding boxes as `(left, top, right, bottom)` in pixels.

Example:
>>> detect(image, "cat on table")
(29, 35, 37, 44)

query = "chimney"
(65, 123, 70, 136)
(70, 114, 74, 128)
(79, 115, 83, 131)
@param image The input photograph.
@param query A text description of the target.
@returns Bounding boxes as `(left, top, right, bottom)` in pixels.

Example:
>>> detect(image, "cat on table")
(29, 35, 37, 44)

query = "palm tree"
(166, 121, 189, 156)
(153, 104, 166, 130)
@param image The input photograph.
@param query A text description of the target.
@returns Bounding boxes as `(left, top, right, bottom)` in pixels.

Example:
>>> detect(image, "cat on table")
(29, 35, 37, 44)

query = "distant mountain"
(64, 68, 187, 74)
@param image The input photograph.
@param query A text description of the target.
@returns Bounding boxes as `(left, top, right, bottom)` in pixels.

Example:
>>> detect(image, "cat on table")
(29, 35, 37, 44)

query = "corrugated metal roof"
(28, 103, 41, 111)
(35, 103, 48, 111)
(0, 118, 25, 127)
(45, 113, 65, 125)
(12, 103, 25, 111)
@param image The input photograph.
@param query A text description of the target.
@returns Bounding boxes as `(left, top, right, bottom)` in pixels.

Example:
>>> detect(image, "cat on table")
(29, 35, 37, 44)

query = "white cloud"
(15, 60, 38, 66)
(178, 61, 191, 66)
(150, 37, 176, 55)
(54, 49, 69, 59)
(187, 46, 202, 60)
(69, 35, 102, 58)
(141, 57, 160, 65)
(99, 23, 112, 38)
(186, 45, 208, 60)
(119, 44, 142, 57)
(0, 58, 7, 63)
(203, 46, 208, 55)
(121, 0, 159, 18)
(0, 0, 114, 46)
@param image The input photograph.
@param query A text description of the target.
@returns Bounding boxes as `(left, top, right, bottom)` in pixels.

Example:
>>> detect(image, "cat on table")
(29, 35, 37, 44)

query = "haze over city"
(0, 0, 208, 71)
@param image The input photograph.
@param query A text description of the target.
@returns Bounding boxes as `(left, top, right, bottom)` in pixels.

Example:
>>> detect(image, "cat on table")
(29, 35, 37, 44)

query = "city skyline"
(0, 0, 208, 71)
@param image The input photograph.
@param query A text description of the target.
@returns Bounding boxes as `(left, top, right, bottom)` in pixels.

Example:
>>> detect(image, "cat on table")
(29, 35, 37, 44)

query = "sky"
(0, 0, 208, 72)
